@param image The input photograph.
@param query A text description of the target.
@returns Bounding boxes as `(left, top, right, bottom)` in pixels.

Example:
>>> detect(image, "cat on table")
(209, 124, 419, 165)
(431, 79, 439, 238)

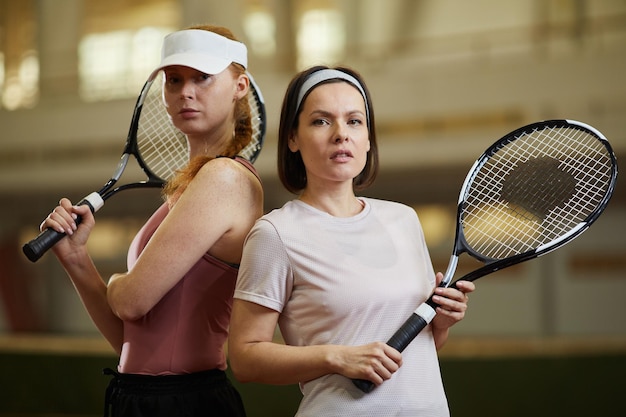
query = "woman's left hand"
(430, 272, 475, 331)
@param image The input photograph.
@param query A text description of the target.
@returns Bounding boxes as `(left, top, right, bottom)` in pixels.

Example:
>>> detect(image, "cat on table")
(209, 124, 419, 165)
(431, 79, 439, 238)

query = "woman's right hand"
(333, 342, 403, 386)
(40, 198, 95, 254)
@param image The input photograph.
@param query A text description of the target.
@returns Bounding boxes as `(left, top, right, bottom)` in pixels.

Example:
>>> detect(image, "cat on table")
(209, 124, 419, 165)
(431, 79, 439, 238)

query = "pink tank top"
(118, 157, 260, 375)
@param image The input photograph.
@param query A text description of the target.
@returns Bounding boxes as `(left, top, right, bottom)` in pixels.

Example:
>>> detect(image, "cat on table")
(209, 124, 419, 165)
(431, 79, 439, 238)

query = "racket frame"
(447, 119, 617, 285)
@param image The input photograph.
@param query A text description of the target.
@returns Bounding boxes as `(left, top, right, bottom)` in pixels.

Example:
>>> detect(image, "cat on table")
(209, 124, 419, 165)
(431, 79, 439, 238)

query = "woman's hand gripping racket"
(23, 71, 266, 262)
(353, 119, 618, 393)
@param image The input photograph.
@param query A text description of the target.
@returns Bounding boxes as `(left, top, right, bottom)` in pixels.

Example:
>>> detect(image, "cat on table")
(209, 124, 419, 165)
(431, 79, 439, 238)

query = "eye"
(312, 118, 329, 126)
(165, 74, 181, 85)
(197, 73, 212, 82)
(348, 117, 363, 126)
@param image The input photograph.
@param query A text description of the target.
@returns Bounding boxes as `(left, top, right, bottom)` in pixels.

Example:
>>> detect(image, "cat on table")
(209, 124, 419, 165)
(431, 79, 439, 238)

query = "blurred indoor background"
(0, 0, 625, 416)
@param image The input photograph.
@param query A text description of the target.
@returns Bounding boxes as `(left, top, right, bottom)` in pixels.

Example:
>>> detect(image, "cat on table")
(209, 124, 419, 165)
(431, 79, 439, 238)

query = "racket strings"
(136, 73, 189, 181)
(462, 123, 613, 259)
(239, 86, 264, 162)
(502, 156, 576, 219)
(539, 127, 613, 237)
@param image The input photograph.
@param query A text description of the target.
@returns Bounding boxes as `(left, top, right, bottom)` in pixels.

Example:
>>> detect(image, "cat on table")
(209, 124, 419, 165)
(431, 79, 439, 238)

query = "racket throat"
(414, 302, 437, 324)
(441, 255, 458, 287)
(80, 192, 105, 213)
(410, 255, 459, 324)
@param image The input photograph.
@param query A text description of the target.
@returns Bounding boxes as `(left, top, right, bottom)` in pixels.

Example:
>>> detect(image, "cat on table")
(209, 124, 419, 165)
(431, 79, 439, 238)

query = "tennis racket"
(23, 71, 266, 262)
(353, 119, 618, 393)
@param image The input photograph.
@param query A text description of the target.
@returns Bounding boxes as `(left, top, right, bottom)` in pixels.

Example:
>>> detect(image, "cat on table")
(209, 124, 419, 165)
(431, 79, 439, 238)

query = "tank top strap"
(231, 155, 262, 183)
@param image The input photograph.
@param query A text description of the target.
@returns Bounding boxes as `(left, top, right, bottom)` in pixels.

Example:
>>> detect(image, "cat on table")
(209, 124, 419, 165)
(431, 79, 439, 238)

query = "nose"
(334, 125, 349, 143)
(179, 80, 194, 99)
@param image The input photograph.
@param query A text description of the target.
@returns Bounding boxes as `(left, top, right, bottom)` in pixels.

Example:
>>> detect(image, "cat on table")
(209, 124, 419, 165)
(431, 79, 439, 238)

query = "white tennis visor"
(149, 29, 247, 80)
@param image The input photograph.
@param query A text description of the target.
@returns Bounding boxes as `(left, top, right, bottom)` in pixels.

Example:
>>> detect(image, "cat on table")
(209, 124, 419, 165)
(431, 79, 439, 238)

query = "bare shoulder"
(193, 157, 261, 190)
(192, 158, 263, 218)
(191, 158, 263, 261)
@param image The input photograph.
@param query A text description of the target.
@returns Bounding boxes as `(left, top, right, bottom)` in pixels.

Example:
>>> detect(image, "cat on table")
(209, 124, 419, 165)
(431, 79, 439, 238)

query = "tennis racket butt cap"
(22, 228, 66, 262)
(352, 378, 376, 393)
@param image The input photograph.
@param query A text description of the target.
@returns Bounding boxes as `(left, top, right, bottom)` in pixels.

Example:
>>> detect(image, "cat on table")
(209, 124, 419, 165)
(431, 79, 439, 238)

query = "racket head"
(132, 70, 265, 176)
(451, 119, 617, 281)
(240, 72, 266, 162)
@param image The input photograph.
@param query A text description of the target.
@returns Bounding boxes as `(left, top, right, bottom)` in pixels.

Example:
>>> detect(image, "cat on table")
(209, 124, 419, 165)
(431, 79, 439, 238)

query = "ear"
(234, 73, 250, 100)
(288, 133, 299, 153)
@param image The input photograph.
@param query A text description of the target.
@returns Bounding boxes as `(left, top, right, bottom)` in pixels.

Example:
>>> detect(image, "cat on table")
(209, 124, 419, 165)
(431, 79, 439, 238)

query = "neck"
(298, 189, 363, 218)
(187, 129, 232, 159)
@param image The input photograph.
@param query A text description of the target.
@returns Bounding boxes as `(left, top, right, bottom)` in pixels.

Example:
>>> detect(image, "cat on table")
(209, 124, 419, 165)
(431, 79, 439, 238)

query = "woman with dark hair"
(228, 65, 474, 416)
(39, 25, 263, 417)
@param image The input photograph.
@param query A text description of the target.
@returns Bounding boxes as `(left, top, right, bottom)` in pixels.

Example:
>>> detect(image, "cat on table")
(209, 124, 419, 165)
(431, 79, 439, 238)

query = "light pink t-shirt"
(235, 198, 449, 417)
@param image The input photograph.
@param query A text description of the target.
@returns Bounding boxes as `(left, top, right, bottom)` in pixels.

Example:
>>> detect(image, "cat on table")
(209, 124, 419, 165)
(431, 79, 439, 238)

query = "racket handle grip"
(22, 227, 74, 262)
(387, 311, 431, 352)
(22, 192, 104, 263)
(351, 301, 437, 393)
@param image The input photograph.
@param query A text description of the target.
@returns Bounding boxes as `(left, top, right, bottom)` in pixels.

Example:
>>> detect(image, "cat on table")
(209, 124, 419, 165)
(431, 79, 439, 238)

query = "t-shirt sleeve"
(234, 219, 292, 313)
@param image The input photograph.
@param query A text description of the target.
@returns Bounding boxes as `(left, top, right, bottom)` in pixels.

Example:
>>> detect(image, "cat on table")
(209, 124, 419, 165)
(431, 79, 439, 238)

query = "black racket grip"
(352, 378, 376, 393)
(351, 313, 429, 393)
(387, 312, 430, 352)
(22, 193, 103, 262)
(22, 226, 78, 262)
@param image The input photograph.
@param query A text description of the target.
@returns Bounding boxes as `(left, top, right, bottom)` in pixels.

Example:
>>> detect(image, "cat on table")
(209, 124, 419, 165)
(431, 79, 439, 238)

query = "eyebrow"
(306, 109, 366, 119)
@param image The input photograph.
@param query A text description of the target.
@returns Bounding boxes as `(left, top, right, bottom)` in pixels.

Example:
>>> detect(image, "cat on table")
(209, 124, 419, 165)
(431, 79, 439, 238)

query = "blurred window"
(296, 6, 345, 70)
(79, 27, 171, 101)
(0, 0, 38, 110)
(79, 0, 178, 101)
(243, 4, 276, 58)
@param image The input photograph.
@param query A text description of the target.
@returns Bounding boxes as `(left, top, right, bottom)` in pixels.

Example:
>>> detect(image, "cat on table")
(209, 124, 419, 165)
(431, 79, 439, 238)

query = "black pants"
(103, 368, 246, 417)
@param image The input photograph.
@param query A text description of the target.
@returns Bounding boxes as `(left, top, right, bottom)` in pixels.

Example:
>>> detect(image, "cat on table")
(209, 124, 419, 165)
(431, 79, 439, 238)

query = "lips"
(330, 150, 353, 160)
(178, 108, 199, 118)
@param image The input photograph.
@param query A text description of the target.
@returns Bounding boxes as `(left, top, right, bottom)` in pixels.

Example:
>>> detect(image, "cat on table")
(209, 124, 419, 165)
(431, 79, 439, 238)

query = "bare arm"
(107, 158, 262, 320)
(41, 199, 123, 353)
(228, 299, 403, 387)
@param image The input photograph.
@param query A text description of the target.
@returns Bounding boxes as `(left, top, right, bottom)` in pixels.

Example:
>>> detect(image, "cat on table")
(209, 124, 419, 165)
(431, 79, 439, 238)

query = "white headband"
(149, 29, 247, 80)
(296, 69, 370, 126)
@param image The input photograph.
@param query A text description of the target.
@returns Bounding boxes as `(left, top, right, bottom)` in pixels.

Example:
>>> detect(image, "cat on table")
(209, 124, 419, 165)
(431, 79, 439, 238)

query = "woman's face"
(289, 82, 370, 188)
(162, 65, 241, 140)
